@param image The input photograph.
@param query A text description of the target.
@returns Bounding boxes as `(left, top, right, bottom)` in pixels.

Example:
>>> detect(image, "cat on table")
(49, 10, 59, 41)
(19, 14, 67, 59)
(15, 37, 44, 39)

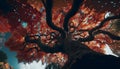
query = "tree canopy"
(0, 0, 120, 69)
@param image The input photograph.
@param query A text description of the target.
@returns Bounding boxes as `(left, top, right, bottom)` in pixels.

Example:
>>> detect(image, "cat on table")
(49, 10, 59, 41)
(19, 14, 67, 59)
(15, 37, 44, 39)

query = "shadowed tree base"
(62, 40, 120, 69)
(69, 54, 120, 69)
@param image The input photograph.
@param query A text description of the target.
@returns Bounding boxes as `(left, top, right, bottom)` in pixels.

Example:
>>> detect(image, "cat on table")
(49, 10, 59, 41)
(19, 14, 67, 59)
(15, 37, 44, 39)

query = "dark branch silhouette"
(91, 15, 120, 32)
(78, 15, 120, 42)
(24, 34, 64, 53)
(94, 30, 120, 40)
(78, 31, 94, 42)
(41, 0, 46, 8)
(43, 0, 66, 39)
(63, 0, 83, 32)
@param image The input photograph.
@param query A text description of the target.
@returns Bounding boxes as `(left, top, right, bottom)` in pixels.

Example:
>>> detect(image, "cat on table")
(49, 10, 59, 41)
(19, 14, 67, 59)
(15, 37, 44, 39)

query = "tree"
(0, 50, 7, 62)
(0, 0, 120, 69)
(45, 63, 61, 69)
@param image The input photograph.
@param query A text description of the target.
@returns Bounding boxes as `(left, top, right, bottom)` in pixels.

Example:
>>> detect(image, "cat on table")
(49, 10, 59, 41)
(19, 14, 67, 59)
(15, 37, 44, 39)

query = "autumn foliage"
(0, 0, 120, 67)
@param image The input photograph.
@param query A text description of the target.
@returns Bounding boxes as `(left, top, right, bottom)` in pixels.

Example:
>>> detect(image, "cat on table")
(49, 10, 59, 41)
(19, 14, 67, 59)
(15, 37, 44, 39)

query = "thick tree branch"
(63, 0, 83, 32)
(78, 15, 120, 42)
(24, 34, 64, 53)
(94, 30, 120, 40)
(78, 31, 94, 42)
(41, 0, 46, 8)
(43, 0, 66, 39)
(91, 15, 120, 32)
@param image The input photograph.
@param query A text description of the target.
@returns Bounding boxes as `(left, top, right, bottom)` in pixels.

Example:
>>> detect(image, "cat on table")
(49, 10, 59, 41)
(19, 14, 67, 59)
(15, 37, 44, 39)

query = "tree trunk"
(62, 40, 98, 69)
